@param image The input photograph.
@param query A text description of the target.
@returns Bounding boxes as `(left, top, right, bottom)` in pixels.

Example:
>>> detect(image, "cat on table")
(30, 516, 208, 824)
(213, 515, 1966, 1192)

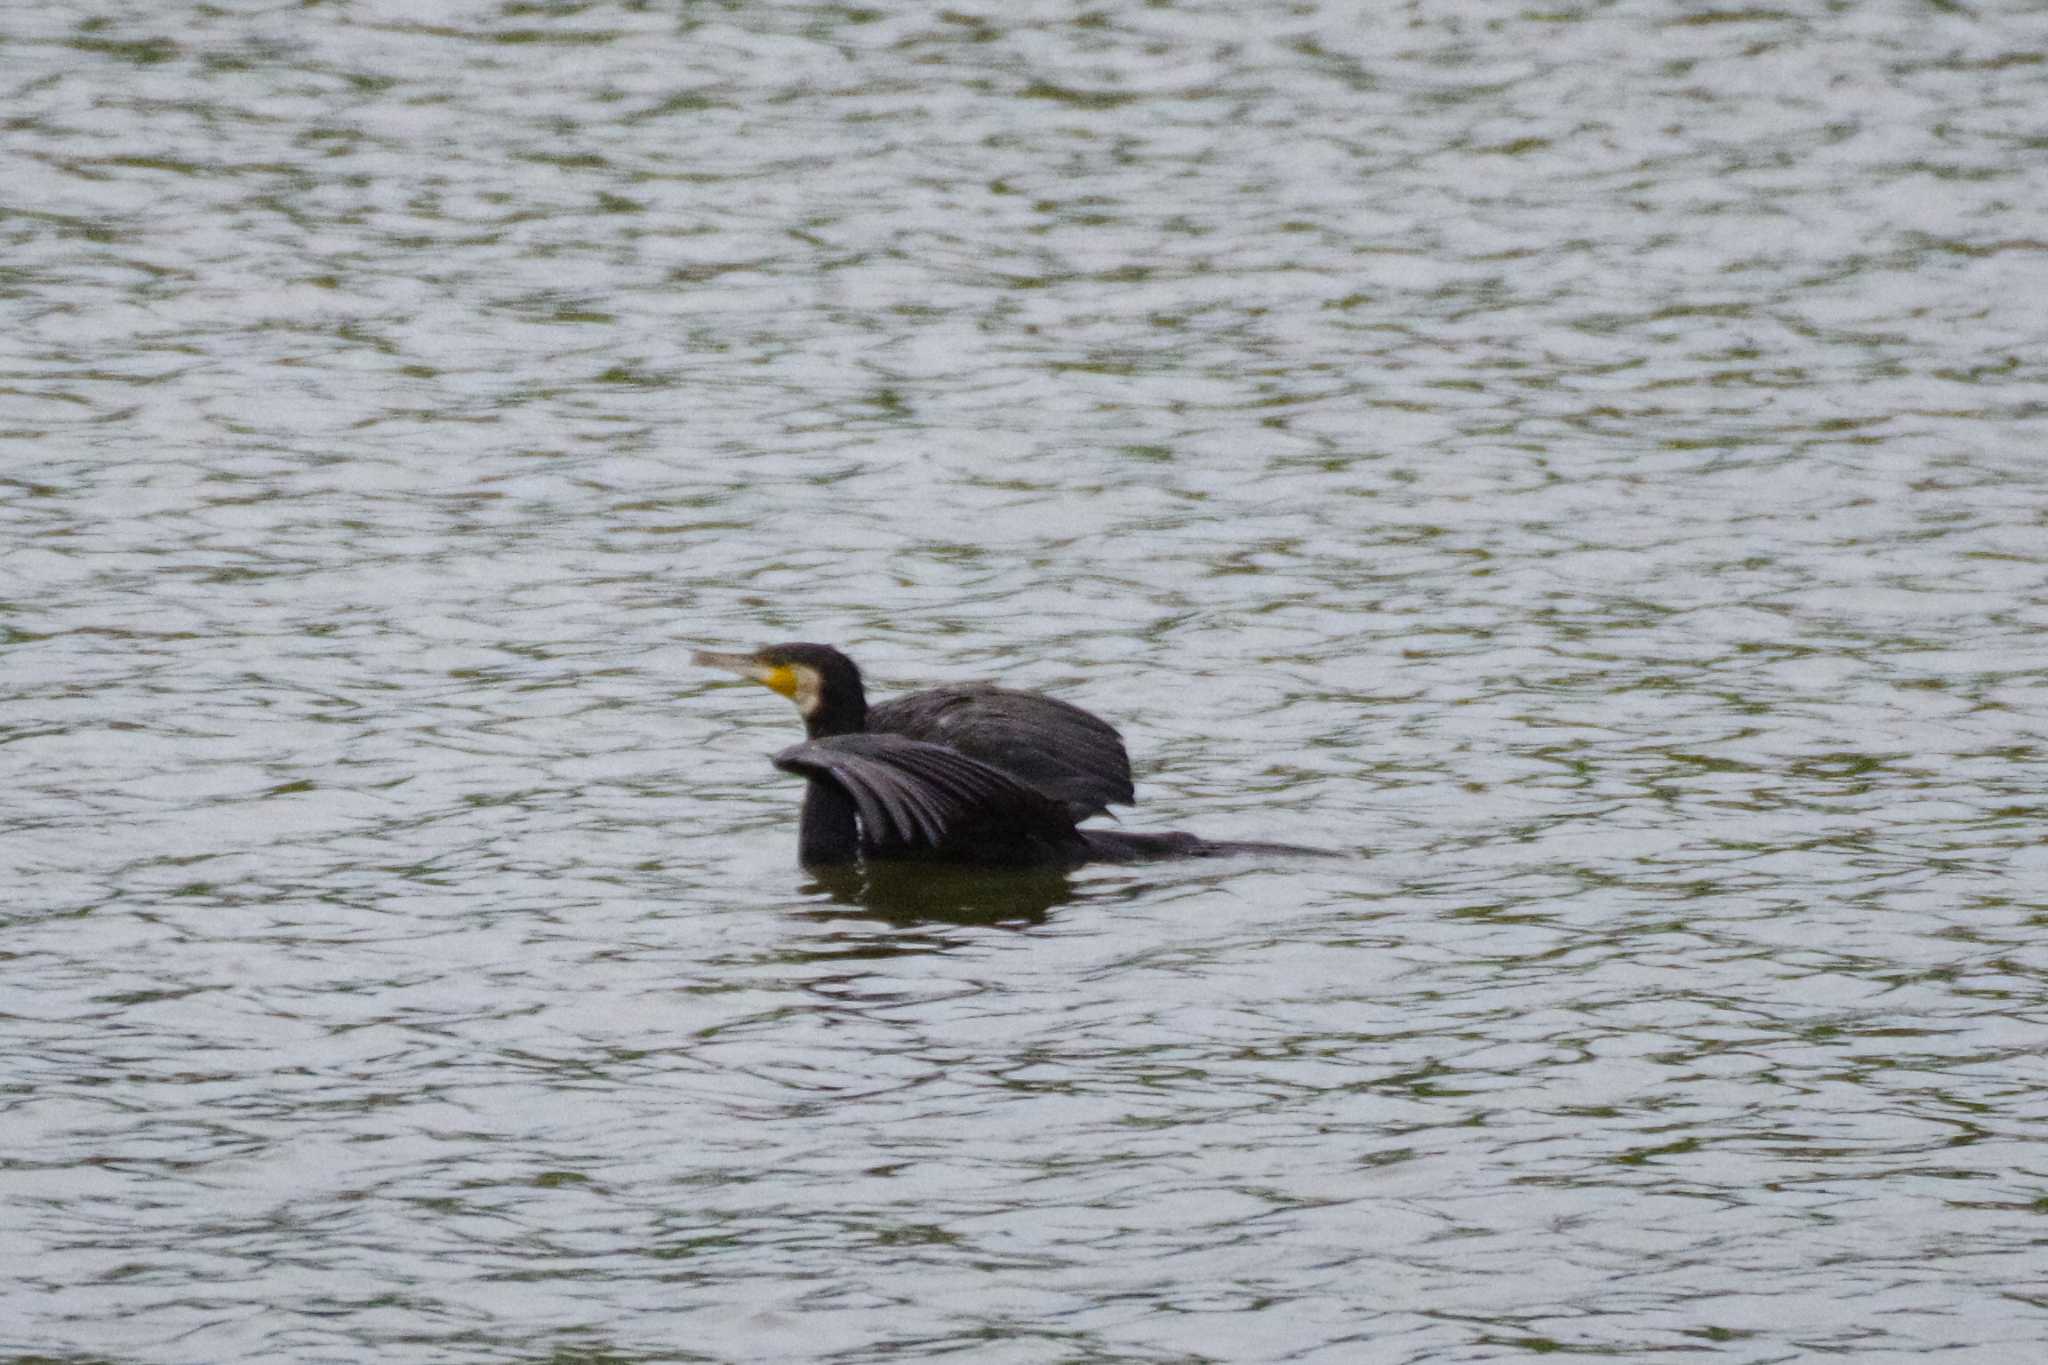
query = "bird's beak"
(693, 649, 799, 699)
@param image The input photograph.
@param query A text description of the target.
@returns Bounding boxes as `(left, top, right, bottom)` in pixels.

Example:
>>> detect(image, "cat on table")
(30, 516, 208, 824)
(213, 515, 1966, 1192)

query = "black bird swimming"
(695, 642, 1326, 867)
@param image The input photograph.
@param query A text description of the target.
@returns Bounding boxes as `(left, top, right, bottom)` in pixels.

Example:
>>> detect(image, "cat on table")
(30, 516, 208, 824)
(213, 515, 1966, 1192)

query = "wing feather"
(868, 684, 1135, 820)
(773, 733, 1079, 861)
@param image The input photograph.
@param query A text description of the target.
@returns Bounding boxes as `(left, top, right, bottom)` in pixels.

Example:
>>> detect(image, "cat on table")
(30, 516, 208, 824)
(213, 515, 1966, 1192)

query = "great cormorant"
(694, 642, 1327, 867)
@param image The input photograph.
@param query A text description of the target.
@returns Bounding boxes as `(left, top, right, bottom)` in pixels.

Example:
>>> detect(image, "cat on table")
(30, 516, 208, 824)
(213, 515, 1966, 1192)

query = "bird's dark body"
(697, 642, 1332, 868)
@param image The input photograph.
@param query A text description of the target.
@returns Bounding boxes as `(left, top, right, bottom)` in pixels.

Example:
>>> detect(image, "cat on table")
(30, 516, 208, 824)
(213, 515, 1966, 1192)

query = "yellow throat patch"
(756, 663, 799, 699)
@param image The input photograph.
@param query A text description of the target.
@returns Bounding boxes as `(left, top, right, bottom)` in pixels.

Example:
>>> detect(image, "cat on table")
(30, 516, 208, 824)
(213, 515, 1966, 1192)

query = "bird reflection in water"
(799, 860, 1081, 927)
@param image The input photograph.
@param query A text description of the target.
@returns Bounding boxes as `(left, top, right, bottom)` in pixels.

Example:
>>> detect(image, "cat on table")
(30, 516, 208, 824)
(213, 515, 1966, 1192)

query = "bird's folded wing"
(868, 686, 1134, 819)
(772, 733, 1076, 855)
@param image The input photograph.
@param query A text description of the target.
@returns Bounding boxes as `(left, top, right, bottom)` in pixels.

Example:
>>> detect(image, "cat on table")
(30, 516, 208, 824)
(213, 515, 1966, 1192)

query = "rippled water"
(7, 2, 2048, 1361)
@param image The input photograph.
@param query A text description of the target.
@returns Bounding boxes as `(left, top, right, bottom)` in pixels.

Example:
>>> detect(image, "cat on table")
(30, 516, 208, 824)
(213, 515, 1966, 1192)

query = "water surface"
(6, 3, 2048, 1361)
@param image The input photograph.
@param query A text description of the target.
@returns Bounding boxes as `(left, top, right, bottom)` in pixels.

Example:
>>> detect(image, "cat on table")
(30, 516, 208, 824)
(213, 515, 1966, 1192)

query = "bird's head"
(693, 641, 867, 737)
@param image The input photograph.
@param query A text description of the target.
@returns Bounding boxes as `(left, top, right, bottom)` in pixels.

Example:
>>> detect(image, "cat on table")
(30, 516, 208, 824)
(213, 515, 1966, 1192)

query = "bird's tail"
(1077, 828, 1341, 862)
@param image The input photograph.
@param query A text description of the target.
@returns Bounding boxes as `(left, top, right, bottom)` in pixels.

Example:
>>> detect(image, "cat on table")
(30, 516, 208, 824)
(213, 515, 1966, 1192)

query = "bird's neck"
(802, 695, 866, 739)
